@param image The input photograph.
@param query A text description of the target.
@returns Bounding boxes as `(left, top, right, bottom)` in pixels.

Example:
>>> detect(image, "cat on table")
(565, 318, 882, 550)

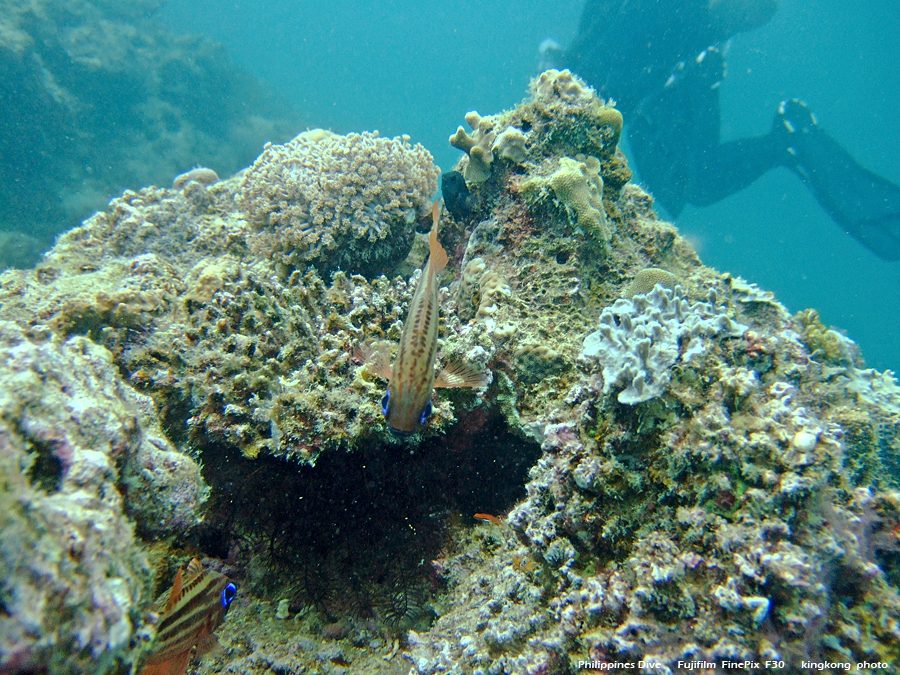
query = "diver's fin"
(776, 99, 900, 260)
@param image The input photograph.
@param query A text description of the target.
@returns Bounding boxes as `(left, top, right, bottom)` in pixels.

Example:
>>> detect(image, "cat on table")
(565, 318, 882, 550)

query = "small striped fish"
(358, 200, 486, 436)
(139, 558, 236, 675)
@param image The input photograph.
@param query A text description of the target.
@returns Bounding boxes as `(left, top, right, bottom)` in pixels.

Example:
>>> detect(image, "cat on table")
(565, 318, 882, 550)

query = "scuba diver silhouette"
(543, 0, 900, 260)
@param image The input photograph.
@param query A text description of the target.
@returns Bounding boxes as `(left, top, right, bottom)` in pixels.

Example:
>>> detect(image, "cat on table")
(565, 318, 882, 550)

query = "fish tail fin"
(429, 199, 449, 274)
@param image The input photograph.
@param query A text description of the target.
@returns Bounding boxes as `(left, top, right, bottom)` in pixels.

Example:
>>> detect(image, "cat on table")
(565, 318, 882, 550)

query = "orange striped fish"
(358, 200, 486, 436)
(139, 558, 236, 675)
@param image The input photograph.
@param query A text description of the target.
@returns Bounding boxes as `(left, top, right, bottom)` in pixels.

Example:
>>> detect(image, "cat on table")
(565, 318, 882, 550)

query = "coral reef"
(448, 69, 628, 199)
(1, 68, 899, 674)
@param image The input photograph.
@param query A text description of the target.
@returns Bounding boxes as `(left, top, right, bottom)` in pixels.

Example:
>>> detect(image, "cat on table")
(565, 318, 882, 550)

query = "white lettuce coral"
(581, 285, 746, 404)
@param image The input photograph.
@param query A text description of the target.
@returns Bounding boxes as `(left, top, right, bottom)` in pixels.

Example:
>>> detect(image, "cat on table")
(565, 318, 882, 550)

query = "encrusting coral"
(0, 68, 899, 674)
(623, 266, 679, 297)
(521, 154, 612, 244)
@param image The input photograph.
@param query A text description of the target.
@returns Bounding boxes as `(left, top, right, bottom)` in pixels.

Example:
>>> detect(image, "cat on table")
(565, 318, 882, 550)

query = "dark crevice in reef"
(191, 409, 541, 630)
(25, 436, 65, 493)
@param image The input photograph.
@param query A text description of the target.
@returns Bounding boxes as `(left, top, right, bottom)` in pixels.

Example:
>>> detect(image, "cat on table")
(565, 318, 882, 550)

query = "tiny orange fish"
(139, 558, 236, 675)
(357, 199, 486, 436)
(474, 513, 504, 526)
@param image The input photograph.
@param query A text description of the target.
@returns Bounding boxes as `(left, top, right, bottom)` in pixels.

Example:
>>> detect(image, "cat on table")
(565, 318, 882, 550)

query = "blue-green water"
(156, 0, 900, 373)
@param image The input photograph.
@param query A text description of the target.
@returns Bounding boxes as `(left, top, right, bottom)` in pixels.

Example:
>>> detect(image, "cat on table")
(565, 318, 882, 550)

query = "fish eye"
(381, 390, 390, 417)
(419, 399, 433, 423)
(222, 583, 236, 608)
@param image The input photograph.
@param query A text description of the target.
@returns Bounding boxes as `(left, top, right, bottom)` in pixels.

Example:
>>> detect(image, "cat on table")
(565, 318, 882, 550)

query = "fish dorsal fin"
(185, 558, 204, 584)
(163, 566, 185, 613)
(434, 360, 487, 389)
(429, 200, 449, 275)
(180, 558, 209, 599)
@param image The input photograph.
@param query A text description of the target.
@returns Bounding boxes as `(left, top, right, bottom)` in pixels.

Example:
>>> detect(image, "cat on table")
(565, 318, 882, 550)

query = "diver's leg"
(629, 42, 784, 215)
(775, 99, 900, 261)
(684, 133, 784, 207)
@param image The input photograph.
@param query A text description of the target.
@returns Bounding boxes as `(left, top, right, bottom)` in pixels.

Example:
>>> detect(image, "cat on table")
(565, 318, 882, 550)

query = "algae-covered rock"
(0, 0, 301, 268)
(0, 321, 205, 674)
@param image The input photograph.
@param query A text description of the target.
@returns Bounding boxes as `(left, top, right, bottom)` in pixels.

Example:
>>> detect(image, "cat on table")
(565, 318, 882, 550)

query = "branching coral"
(449, 111, 498, 183)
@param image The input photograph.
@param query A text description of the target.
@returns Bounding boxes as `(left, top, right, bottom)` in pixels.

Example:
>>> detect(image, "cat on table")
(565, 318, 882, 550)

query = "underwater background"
(155, 0, 900, 373)
(3, 1, 900, 673)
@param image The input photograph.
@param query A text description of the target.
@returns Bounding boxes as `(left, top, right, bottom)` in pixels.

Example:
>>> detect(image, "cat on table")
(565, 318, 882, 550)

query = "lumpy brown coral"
(239, 130, 439, 276)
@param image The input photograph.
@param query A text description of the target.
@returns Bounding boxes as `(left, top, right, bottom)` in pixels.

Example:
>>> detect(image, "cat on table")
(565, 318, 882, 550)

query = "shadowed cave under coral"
(189, 408, 542, 632)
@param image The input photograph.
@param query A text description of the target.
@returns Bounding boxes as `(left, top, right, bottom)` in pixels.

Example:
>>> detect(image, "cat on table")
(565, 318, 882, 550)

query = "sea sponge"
(449, 111, 497, 183)
(521, 155, 611, 243)
(623, 268, 679, 298)
(239, 130, 439, 276)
